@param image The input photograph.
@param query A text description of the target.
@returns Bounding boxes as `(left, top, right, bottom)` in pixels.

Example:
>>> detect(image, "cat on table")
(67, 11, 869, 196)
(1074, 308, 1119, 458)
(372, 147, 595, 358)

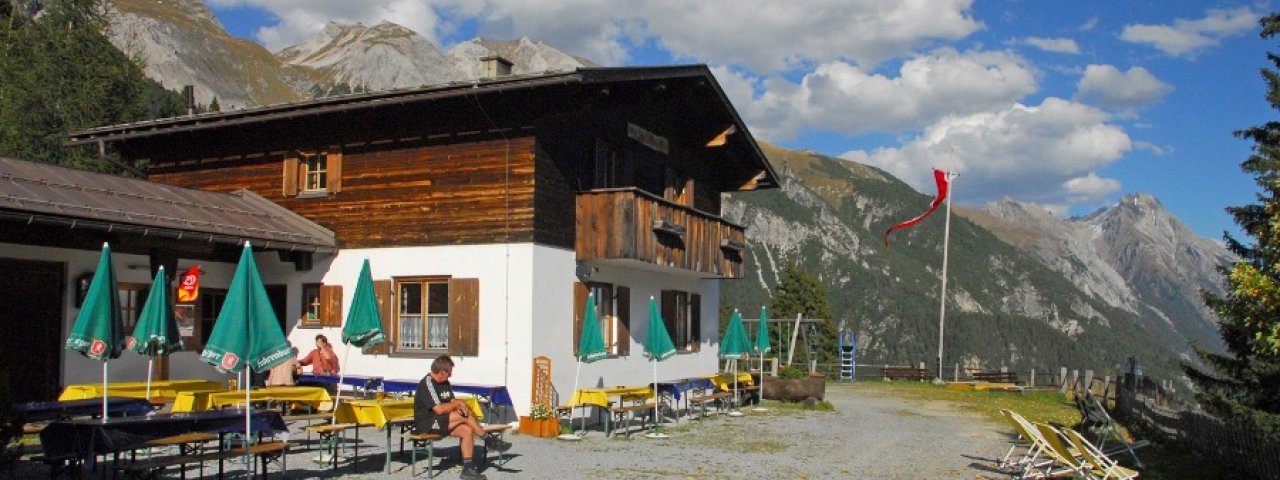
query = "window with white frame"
(396, 278, 450, 352)
(301, 151, 328, 192)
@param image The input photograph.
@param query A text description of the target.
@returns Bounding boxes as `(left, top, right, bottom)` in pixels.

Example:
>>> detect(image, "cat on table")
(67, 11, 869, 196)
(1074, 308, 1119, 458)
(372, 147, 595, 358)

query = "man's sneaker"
(485, 436, 512, 453)
(460, 465, 487, 480)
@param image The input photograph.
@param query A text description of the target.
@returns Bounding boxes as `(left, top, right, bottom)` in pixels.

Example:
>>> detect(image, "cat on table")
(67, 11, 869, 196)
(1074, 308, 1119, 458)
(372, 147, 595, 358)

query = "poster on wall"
(174, 304, 195, 338)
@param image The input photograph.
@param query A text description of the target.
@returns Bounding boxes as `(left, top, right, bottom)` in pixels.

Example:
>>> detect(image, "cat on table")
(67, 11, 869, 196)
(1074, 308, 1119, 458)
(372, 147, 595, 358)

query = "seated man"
(414, 355, 510, 480)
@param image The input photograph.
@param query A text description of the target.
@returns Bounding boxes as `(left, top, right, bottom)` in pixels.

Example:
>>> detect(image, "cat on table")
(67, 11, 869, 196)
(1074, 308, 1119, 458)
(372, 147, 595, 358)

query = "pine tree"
(1185, 13, 1280, 435)
(769, 263, 838, 369)
(209, 96, 221, 113)
(0, 0, 179, 172)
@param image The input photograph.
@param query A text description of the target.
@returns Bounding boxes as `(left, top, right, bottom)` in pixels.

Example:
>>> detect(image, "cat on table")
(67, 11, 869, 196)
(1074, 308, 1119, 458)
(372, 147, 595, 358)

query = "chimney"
(183, 85, 195, 116)
(480, 56, 513, 79)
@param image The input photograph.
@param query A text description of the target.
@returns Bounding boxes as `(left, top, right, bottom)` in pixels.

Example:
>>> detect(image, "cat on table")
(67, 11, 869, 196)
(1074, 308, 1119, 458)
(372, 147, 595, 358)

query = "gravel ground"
(13, 384, 1013, 479)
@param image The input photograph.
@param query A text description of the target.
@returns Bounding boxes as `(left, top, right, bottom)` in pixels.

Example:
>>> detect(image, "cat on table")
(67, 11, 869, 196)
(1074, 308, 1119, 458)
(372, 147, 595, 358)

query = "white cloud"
(1133, 140, 1171, 156)
(840, 98, 1130, 209)
(1120, 7, 1258, 57)
(1075, 64, 1173, 111)
(208, 0, 982, 70)
(1023, 36, 1080, 54)
(720, 48, 1038, 140)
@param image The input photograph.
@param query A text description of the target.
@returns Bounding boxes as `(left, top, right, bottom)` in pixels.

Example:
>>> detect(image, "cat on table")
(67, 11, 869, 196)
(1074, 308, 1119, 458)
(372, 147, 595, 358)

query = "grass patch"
(841, 382, 1077, 426)
(767, 399, 835, 412)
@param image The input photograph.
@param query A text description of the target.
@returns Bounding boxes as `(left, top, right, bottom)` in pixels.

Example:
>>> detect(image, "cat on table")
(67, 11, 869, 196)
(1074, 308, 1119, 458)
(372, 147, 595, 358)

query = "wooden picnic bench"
(116, 441, 293, 480)
(971, 371, 1019, 384)
(881, 367, 931, 381)
(609, 402, 657, 437)
(688, 391, 732, 418)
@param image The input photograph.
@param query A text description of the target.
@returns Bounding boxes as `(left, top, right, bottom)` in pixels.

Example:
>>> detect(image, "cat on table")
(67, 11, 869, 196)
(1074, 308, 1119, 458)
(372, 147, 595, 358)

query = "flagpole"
(935, 171, 954, 382)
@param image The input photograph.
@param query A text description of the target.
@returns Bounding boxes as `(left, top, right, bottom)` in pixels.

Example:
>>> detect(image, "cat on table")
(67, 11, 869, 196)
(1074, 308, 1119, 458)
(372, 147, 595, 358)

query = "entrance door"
(0, 259, 64, 403)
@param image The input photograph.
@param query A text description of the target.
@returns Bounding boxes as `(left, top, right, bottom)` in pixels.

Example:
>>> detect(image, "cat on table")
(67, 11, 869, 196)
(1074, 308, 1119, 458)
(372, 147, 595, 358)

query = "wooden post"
(1030, 369, 1036, 387)
(953, 363, 959, 382)
(1059, 367, 1068, 392)
(1071, 370, 1080, 395)
(1084, 370, 1094, 395)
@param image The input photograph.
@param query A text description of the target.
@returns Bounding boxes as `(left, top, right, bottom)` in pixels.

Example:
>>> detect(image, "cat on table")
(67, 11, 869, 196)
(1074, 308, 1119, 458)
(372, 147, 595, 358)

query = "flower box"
(518, 416, 559, 437)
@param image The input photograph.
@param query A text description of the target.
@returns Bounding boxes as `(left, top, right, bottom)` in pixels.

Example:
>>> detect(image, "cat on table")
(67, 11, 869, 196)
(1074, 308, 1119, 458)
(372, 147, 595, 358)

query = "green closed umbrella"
(128, 266, 184, 399)
(333, 259, 386, 419)
(719, 309, 751, 415)
(562, 293, 607, 440)
(65, 243, 125, 422)
(753, 306, 770, 412)
(643, 297, 675, 438)
(200, 243, 293, 447)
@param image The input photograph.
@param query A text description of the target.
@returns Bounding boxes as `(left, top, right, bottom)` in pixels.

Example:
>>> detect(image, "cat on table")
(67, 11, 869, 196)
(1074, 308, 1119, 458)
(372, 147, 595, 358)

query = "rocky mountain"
(974, 195, 1232, 351)
(106, 0, 302, 109)
(722, 144, 1232, 389)
(103, 0, 590, 109)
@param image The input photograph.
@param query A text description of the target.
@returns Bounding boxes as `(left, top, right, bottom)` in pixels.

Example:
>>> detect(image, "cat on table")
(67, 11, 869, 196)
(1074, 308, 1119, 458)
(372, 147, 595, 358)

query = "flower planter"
(518, 416, 559, 437)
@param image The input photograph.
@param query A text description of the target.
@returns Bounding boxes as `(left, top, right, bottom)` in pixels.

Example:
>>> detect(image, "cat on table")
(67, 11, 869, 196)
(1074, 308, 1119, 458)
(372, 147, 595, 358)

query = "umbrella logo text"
(90, 340, 106, 356)
(222, 352, 239, 370)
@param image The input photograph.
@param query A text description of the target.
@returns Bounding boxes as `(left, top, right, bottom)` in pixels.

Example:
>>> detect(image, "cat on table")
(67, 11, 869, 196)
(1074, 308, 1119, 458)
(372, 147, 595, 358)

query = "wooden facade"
(575, 188, 745, 278)
(150, 136, 539, 249)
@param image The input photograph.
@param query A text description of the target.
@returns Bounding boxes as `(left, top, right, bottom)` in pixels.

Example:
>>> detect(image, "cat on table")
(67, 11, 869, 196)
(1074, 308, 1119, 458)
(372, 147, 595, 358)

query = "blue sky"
(206, 0, 1272, 241)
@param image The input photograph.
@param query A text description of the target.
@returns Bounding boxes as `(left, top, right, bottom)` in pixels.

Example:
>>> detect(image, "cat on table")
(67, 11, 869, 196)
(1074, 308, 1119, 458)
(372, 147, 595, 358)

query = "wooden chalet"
(61, 64, 778, 413)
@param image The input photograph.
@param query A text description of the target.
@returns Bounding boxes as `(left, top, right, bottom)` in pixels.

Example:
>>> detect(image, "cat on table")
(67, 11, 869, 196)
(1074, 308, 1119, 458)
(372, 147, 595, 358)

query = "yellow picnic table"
(568, 385, 654, 408)
(704, 372, 755, 392)
(58, 379, 223, 401)
(171, 386, 331, 412)
(333, 396, 483, 428)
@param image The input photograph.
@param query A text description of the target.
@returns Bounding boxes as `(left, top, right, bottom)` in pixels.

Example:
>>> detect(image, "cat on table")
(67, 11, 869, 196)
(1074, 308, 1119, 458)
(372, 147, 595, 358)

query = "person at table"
(298, 334, 339, 375)
(266, 346, 299, 387)
(414, 355, 510, 480)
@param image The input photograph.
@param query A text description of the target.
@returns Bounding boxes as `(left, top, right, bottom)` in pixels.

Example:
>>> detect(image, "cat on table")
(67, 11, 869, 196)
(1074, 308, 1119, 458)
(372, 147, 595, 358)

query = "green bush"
(778, 365, 807, 379)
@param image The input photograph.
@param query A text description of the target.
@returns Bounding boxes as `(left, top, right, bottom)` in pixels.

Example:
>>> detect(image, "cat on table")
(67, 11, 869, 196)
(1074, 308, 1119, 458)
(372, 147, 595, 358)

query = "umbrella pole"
(727, 359, 744, 417)
(558, 360, 582, 440)
(101, 362, 108, 424)
(331, 344, 351, 424)
(145, 358, 153, 400)
(642, 359, 667, 438)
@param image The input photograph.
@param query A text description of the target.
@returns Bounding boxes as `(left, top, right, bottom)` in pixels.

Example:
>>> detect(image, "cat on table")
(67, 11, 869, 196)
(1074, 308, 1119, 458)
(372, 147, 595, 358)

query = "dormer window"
(283, 148, 342, 197)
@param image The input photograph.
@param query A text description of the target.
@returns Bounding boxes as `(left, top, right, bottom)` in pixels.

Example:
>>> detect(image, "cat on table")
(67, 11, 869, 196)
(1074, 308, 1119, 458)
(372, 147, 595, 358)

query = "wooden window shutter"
(615, 286, 630, 356)
(660, 290, 677, 347)
(327, 149, 343, 193)
(363, 280, 393, 354)
(449, 278, 479, 356)
(690, 293, 702, 352)
(282, 155, 299, 196)
(319, 285, 343, 327)
(573, 282, 588, 357)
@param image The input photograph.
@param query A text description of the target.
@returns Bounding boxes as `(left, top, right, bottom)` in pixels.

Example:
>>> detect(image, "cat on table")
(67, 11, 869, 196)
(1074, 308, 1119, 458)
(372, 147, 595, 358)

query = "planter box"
(761, 375, 826, 402)
(518, 416, 559, 437)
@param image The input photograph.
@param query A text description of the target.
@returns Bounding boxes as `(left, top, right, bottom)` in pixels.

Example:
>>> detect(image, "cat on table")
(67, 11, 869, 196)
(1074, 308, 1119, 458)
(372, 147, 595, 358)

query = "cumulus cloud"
(840, 98, 1130, 209)
(1120, 7, 1258, 57)
(1023, 36, 1080, 54)
(208, 0, 982, 70)
(718, 48, 1038, 140)
(1075, 64, 1173, 111)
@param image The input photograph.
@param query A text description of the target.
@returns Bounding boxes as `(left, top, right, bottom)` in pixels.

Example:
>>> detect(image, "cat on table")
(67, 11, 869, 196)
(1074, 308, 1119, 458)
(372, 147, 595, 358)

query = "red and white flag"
(884, 169, 950, 247)
(176, 265, 200, 303)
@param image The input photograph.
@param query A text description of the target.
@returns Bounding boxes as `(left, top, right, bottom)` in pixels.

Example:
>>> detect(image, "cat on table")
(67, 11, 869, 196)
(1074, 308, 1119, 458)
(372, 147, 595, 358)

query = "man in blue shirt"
(414, 355, 510, 479)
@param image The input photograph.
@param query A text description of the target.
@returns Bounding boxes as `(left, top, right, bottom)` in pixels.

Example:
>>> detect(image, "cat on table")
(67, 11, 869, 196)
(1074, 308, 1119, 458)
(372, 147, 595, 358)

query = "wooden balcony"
(576, 188, 745, 278)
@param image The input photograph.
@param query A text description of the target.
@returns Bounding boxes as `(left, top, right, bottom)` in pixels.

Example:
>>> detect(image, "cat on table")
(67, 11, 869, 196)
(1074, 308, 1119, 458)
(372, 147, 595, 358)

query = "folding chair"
(997, 409, 1042, 473)
(1062, 427, 1141, 479)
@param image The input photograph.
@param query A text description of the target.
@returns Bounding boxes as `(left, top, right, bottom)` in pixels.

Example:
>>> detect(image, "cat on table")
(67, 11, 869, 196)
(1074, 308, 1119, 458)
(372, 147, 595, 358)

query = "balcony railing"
(576, 188, 745, 278)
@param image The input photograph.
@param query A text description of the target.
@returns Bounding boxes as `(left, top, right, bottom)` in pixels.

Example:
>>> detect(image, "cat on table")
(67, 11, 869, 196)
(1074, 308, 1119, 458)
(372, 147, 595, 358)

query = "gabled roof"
(0, 157, 336, 252)
(66, 65, 779, 189)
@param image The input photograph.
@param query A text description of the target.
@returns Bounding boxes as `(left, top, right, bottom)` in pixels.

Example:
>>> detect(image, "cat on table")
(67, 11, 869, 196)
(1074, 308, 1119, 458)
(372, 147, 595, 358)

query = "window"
(392, 277, 479, 356)
(299, 283, 342, 328)
(196, 288, 228, 348)
(302, 151, 327, 192)
(575, 283, 631, 356)
(283, 149, 342, 197)
(661, 290, 701, 352)
(117, 283, 149, 333)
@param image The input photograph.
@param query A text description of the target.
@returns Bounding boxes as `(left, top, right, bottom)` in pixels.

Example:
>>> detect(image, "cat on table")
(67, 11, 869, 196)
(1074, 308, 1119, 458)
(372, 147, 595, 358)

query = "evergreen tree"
(769, 263, 838, 369)
(209, 96, 221, 112)
(1186, 13, 1280, 435)
(0, 0, 179, 172)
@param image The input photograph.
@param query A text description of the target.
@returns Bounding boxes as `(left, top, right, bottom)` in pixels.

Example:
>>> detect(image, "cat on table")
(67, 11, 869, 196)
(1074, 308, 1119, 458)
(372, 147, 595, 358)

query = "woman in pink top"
(299, 334, 340, 375)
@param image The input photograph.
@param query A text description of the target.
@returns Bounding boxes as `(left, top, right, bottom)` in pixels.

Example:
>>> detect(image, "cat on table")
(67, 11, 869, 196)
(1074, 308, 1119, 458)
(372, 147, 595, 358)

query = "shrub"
(778, 365, 807, 379)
